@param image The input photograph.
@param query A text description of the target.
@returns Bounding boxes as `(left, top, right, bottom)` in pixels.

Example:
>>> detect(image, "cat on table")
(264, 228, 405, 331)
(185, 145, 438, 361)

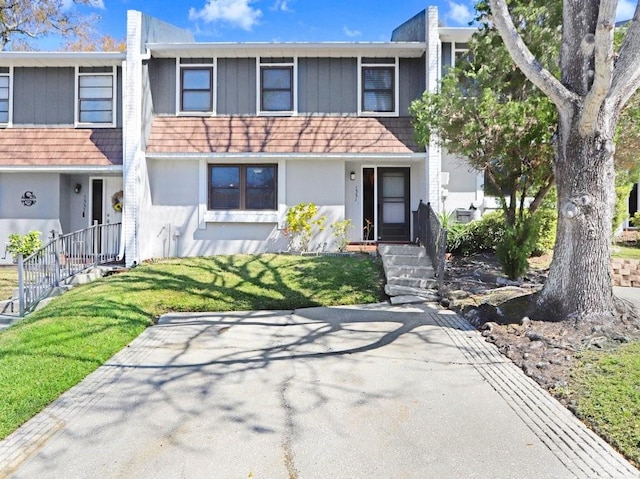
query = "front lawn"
(612, 245, 640, 260)
(569, 343, 640, 467)
(0, 254, 385, 440)
(0, 266, 17, 301)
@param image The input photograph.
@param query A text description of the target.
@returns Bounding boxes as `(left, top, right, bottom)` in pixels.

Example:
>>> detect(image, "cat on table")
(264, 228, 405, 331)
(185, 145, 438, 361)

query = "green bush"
(496, 219, 538, 279)
(446, 208, 556, 260)
(447, 211, 505, 256)
(7, 231, 43, 260)
(531, 207, 557, 255)
(283, 203, 326, 252)
(330, 219, 352, 252)
(631, 211, 640, 227)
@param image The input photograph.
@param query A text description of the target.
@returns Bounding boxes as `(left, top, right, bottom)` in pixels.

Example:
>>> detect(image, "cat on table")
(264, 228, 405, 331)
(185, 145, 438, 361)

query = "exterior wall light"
(350, 171, 356, 181)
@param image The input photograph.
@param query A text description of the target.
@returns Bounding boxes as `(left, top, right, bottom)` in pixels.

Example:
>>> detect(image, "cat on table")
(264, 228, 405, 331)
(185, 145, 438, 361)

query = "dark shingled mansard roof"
(147, 116, 421, 155)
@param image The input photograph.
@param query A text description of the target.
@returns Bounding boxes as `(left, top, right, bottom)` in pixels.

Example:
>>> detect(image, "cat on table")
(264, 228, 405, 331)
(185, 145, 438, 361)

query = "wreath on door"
(111, 190, 123, 212)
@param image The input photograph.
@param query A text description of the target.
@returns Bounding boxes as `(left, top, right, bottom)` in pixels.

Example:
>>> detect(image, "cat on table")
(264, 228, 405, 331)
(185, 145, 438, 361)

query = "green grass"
(0, 266, 17, 300)
(612, 245, 640, 260)
(569, 343, 640, 467)
(0, 254, 385, 440)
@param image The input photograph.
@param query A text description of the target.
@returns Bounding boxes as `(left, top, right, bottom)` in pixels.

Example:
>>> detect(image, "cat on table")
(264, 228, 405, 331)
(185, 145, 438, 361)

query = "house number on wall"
(21, 191, 37, 207)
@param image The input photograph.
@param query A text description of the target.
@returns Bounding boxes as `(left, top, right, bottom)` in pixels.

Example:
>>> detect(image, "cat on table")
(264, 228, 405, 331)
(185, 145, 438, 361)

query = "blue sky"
(73, 0, 477, 44)
(58, 0, 639, 48)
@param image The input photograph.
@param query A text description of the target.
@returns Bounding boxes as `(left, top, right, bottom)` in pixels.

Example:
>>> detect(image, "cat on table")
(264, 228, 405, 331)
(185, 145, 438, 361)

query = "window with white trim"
(259, 57, 295, 114)
(359, 57, 398, 115)
(209, 164, 277, 210)
(77, 66, 116, 126)
(0, 67, 10, 124)
(179, 58, 215, 113)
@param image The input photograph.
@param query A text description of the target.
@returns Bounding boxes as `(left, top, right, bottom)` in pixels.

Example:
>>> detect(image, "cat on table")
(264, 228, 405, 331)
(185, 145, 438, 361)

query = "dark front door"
(378, 167, 410, 241)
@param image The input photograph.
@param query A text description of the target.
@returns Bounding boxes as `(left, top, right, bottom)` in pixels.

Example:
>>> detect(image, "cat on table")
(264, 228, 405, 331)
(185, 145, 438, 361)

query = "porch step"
(378, 243, 440, 304)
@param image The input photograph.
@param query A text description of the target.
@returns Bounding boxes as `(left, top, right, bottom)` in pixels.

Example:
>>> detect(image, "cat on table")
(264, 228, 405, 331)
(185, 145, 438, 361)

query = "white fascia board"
(0, 52, 125, 68)
(147, 152, 426, 161)
(438, 28, 476, 43)
(0, 165, 123, 173)
(147, 42, 427, 59)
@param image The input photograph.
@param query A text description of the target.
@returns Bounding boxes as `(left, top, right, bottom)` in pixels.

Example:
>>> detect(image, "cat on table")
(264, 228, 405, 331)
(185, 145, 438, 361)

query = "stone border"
(612, 258, 640, 287)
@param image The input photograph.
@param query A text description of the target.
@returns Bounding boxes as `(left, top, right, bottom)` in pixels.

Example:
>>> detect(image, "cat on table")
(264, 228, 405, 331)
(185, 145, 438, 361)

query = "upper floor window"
(259, 57, 296, 114)
(179, 58, 215, 114)
(359, 57, 398, 116)
(0, 67, 10, 124)
(76, 66, 116, 126)
(209, 164, 277, 210)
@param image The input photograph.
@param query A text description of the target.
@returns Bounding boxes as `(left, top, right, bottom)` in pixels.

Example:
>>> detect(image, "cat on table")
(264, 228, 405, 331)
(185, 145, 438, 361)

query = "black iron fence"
(414, 200, 447, 290)
(17, 222, 122, 315)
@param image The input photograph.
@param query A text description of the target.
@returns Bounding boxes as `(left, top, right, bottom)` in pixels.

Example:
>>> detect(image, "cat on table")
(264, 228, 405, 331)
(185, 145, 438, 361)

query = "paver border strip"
(432, 309, 640, 479)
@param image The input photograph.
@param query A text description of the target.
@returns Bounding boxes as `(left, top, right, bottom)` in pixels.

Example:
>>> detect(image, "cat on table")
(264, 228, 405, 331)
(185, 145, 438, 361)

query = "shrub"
(7, 231, 43, 260)
(531, 207, 557, 255)
(330, 219, 352, 252)
(496, 219, 538, 280)
(631, 211, 640, 227)
(283, 203, 326, 252)
(447, 211, 505, 256)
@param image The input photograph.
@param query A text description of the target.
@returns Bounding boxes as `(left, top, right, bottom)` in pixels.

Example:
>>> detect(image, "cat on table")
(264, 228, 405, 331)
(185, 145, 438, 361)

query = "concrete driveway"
(1, 303, 637, 478)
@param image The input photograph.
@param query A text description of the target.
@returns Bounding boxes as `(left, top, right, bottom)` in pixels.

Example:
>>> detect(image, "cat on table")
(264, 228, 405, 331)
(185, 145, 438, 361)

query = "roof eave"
(147, 42, 427, 59)
(0, 52, 126, 68)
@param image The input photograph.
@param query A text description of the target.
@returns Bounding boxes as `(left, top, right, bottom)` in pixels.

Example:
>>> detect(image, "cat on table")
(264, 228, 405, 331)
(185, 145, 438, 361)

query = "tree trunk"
(536, 109, 617, 322)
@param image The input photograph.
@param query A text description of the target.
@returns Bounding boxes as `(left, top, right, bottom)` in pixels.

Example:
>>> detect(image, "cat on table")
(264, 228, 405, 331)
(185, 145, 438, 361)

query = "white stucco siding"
(0, 173, 62, 264)
(138, 157, 360, 259)
(441, 149, 483, 213)
(286, 159, 345, 251)
(0, 173, 60, 220)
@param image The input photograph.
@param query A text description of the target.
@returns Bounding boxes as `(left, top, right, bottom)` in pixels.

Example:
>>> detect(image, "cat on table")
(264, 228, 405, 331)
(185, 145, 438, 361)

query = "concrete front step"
(387, 276, 438, 290)
(378, 244, 427, 257)
(385, 284, 440, 299)
(384, 265, 435, 278)
(381, 254, 433, 267)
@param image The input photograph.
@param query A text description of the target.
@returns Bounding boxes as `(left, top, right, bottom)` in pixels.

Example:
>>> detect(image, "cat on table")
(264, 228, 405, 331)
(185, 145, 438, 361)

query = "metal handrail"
(17, 222, 122, 315)
(414, 201, 447, 290)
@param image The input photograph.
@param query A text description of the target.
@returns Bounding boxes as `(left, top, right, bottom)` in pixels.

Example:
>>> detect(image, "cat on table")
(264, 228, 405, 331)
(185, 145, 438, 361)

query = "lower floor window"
(209, 164, 277, 210)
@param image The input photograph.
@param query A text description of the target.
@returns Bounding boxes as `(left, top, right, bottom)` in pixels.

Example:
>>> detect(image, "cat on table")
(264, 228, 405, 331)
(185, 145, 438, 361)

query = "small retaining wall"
(611, 258, 640, 287)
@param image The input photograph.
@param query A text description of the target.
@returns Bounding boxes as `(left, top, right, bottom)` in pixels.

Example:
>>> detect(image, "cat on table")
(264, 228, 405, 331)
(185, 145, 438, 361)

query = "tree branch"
(609, 5, 640, 110)
(488, 0, 579, 114)
(580, 0, 616, 135)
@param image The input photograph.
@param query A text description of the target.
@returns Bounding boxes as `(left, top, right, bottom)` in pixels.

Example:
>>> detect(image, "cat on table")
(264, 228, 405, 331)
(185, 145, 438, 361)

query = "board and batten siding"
(399, 57, 426, 115)
(148, 57, 177, 115)
(217, 58, 257, 115)
(298, 58, 358, 114)
(13, 67, 75, 125)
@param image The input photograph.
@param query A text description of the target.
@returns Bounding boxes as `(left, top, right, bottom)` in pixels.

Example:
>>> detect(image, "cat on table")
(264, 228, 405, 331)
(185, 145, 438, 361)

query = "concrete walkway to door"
(1, 303, 638, 478)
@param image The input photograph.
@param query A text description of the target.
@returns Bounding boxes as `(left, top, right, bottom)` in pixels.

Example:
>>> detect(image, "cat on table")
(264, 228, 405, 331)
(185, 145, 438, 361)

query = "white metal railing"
(17, 222, 122, 315)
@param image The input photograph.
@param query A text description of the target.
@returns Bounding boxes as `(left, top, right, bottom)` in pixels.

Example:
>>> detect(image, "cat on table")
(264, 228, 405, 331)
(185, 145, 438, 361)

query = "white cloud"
(343, 26, 361, 38)
(445, 1, 473, 26)
(271, 0, 292, 12)
(189, 0, 262, 31)
(616, 0, 636, 21)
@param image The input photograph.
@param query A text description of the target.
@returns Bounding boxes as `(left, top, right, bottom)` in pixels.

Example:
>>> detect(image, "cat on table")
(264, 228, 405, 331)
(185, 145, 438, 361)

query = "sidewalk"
(1, 303, 638, 478)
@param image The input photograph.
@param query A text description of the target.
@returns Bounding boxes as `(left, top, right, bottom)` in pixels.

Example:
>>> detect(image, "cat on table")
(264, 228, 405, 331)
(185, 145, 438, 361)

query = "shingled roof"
(147, 116, 422, 155)
(0, 128, 122, 167)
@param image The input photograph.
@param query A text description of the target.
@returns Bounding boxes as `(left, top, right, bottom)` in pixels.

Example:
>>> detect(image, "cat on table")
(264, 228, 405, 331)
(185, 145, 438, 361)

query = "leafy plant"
(496, 218, 538, 280)
(363, 218, 374, 242)
(330, 219, 352, 252)
(7, 231, 43, 260)
(632, 212, 640, 227)
(283, 203, 326, 252)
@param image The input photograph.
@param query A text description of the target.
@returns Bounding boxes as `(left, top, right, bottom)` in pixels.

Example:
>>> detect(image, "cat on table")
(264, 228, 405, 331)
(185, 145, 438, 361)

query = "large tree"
(411, 0, 558, 232)
(488, 0, 640, 322)
(0, 0, 99, 50)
